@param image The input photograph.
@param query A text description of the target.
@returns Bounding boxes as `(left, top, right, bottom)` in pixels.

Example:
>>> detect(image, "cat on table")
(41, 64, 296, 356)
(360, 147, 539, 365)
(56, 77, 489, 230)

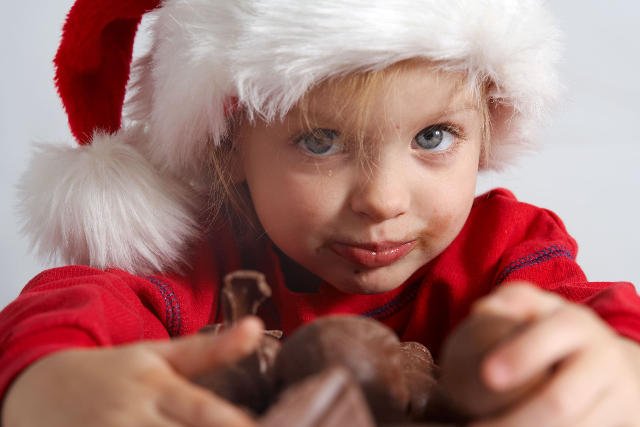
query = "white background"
(1, 1, 639, 309)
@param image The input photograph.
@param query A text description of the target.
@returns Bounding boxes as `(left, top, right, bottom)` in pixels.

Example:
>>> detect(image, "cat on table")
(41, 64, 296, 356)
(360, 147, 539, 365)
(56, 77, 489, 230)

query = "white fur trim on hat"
(129, 0, 561, 174)
(18, 128, 200, 274)
(22, 0, 562, 275)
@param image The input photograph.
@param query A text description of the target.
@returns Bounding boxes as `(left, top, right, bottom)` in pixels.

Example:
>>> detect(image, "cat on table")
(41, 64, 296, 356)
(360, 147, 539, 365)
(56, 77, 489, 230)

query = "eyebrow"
(430, 105, 482, 121)
(287, 107, 337, 123)
(290, 103, 481, 126)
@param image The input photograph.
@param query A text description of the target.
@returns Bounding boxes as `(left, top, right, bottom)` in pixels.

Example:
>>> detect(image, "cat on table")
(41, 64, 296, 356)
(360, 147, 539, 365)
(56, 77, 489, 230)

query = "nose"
(349, 157, 410, 222)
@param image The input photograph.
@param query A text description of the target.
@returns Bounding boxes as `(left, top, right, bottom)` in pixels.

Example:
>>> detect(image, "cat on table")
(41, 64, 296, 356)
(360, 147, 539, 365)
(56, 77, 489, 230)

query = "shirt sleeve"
(484, 189, 640, 343)
(0, 265, 214, 405)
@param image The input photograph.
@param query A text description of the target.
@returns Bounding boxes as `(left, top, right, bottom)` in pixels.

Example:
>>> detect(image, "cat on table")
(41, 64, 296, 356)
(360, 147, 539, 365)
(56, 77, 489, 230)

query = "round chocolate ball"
(195, 334, 281, 414)
(439, 313, 545, 419)
(399, 341, 438, 420)
(274, 315, 409, 421)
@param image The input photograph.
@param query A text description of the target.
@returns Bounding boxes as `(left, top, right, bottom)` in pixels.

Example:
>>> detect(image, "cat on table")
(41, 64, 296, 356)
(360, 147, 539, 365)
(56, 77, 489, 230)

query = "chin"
(329, 267, 413, 295)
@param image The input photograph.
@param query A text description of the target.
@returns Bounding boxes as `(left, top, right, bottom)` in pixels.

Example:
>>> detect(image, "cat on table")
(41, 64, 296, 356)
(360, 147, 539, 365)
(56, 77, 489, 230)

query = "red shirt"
(1, 188, 639, 400)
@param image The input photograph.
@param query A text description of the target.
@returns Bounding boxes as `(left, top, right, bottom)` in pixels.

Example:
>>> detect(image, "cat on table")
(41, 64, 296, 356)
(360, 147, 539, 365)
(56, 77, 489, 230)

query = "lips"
(329, 240, 417, 269)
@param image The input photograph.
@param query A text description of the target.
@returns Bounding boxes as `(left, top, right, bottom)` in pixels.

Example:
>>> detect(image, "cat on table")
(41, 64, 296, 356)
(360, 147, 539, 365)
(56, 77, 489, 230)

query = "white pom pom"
(17, 127, 201, 275)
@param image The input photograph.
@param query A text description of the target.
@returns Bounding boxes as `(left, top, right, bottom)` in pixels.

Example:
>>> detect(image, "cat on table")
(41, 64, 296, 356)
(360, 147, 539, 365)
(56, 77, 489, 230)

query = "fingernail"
(237, 316, 264, 332)
(474, 298, 510, 318)
(484, 358, 512, 390)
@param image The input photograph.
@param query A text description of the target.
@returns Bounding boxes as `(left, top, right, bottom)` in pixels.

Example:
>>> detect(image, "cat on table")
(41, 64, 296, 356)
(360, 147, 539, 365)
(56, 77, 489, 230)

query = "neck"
(274, 247, 323, 293)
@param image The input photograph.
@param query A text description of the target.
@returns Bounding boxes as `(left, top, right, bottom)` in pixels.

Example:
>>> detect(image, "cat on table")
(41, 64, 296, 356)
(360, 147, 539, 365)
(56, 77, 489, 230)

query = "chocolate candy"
(439, 313, 546, 419)
(221, 270, 273, 325)
(399, 341, 439, 420)
(195, 270, 445, 423)
(195, 334, 281, 414)
(260, 367, 375, 427)
(274, 315, 411, 422)
(195, 270, 282, 413)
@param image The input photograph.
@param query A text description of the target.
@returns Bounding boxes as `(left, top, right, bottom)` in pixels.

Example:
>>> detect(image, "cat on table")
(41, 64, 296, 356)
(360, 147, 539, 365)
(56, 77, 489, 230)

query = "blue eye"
(414, 125, 455, 152)
(296, 129, 342, 156)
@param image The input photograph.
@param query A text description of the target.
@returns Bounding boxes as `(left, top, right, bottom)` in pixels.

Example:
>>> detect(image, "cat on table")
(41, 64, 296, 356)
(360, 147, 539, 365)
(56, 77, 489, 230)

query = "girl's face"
(236, 63, 484, 294)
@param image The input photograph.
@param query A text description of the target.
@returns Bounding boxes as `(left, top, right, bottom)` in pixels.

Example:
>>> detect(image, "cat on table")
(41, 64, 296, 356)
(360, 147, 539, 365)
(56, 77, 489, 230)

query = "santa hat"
(18, 0, 562, 275)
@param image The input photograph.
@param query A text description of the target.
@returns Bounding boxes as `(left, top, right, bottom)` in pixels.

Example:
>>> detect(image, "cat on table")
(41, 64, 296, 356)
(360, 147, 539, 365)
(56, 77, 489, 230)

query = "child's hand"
(470, 283, 640, 427)
(1, 317, 264, 427)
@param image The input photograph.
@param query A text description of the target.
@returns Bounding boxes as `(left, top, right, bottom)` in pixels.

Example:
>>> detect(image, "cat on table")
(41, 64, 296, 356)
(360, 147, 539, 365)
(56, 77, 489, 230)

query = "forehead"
(289, 61, 479, 126)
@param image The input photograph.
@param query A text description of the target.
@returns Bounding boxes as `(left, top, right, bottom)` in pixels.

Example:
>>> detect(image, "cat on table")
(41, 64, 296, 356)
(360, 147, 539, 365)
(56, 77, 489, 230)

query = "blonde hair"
(206, 60, 492, 234)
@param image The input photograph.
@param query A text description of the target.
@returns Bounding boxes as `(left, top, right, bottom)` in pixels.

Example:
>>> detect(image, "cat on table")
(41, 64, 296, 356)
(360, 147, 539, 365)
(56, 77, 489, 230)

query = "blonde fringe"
(206, 60, 492, 232)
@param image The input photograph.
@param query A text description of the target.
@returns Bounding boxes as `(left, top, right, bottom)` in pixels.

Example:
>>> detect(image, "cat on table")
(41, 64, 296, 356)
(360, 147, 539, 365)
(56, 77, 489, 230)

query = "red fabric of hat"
(20, 0, 562, 275)
(19, 0, 199, 275)
(54, 0, 160, 144)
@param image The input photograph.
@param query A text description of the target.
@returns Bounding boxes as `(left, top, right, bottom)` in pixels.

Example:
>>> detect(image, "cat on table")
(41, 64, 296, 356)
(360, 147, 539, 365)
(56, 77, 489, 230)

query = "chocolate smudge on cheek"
(415, 208, 465, 257)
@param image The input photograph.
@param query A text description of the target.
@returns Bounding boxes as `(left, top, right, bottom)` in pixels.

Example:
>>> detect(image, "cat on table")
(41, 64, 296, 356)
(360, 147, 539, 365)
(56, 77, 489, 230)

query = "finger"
(474, 345, 610, 427)
(482, 304, 603, 390)
(134, 410, 185, 427)
(86, 399, 185, 427)
(473, 282, 565, 322)
(158, 377, 256, 427)
(566, 389, 619, 427)
(149, 316, 264, 377)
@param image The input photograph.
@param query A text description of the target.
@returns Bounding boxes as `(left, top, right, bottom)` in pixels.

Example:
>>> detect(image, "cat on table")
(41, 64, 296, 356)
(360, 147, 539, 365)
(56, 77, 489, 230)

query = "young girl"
(2, 0, 640, 426)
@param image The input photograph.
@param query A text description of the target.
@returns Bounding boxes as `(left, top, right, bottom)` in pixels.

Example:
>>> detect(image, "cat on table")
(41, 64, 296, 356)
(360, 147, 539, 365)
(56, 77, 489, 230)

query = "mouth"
(329, 240, 417, 269)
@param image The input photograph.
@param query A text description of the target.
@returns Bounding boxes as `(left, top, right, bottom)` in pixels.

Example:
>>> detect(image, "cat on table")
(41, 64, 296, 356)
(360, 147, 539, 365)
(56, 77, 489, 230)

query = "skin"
(235, 62, 640, 424)
(3, 64, 640, 426)
(1, 318, 264, 427)
(235, 63, 483, 294)
(470, 284, 640, 427)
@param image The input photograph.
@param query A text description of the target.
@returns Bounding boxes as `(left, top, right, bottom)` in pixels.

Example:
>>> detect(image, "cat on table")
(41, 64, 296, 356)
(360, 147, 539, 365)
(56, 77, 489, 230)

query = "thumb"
(149, 316, 264, 378)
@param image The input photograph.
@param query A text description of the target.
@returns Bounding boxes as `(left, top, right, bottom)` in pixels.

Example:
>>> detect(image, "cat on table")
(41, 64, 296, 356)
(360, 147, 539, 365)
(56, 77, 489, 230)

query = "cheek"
(418, 165, 478, 244)
(248, 173, 342, 237)
(418, 201, 472, 257)
(419, 203, 467, 250)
